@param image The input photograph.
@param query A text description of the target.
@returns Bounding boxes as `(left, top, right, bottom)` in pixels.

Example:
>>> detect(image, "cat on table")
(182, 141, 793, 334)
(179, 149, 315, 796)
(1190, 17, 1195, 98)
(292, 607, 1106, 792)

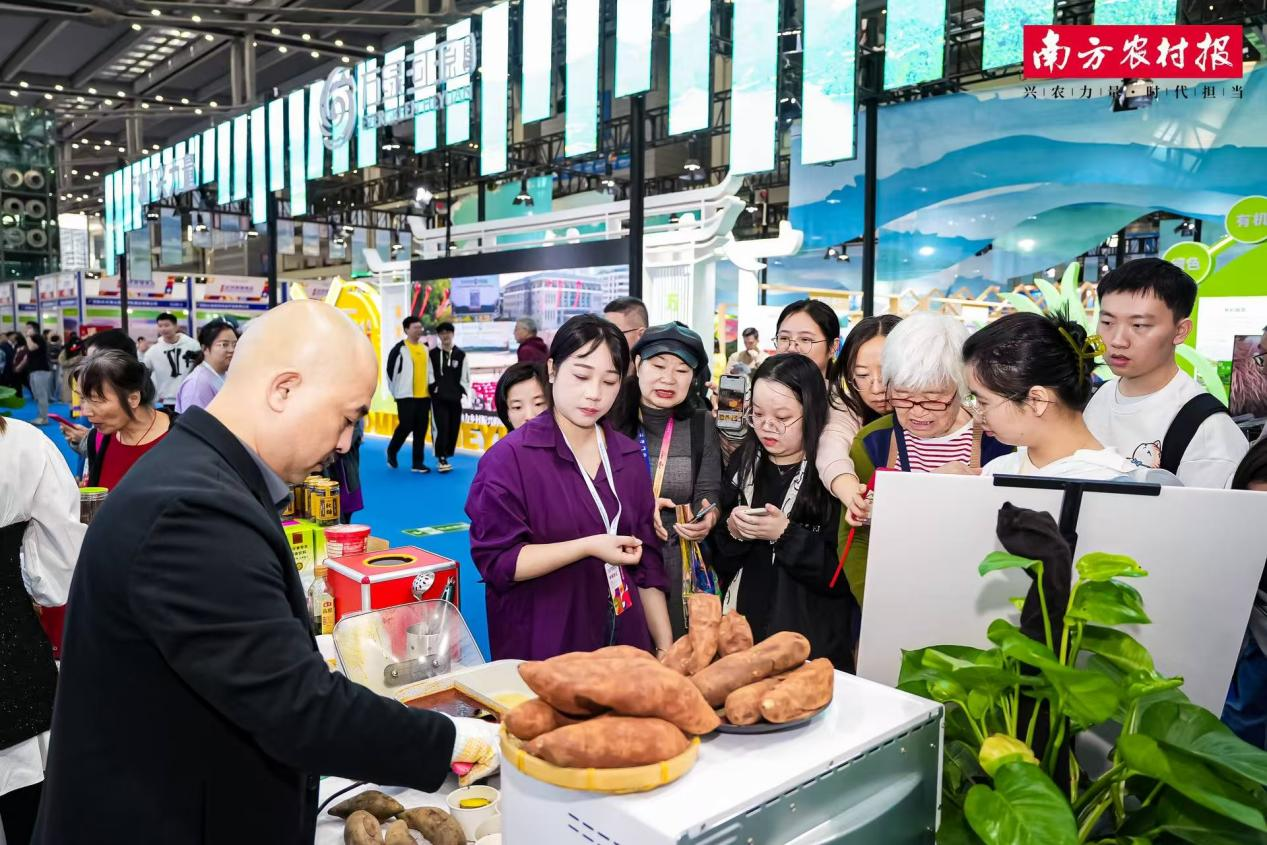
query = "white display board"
(858, 472, 1267, 714)
(1195, 295, 1267, 360)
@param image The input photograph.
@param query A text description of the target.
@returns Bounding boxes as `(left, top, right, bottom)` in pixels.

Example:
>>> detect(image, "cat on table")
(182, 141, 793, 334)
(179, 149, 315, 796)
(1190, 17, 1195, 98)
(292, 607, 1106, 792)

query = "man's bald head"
(209, 300, 378, 482)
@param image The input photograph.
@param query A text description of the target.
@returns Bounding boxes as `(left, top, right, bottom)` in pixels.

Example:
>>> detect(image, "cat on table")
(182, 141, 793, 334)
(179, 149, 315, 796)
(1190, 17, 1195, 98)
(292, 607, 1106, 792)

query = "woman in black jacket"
(711, 353, 855, 671)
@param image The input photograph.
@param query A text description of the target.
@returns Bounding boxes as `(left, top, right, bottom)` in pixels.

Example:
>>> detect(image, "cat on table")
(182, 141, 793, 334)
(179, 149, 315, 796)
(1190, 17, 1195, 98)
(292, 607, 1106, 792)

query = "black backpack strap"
(1160, 393, 1228, 474)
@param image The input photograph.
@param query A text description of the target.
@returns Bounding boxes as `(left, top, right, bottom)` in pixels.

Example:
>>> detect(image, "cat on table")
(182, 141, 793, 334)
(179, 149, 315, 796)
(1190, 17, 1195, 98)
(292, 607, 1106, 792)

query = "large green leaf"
(1079, 626, 1155, 674)
(964, 761, 1078, 845)
(1034, 278, 1064, 314)
(1066, 580, 1151, 626)
(987, 619, 1062, 670)
(979, 551, 1042, 577)
(1117, 734, 1267, 831)
(1000, 291, 1043, 315)
(1124, 789, 1267, 845)
(1076, 552, 1148, 582)
(1060, 262, 1089, 327)
(1176, 344, 1229, 405)
(946, 738, 986, 795)
(938, 800, 987, 845)
(1040, 663, 1122, 728)
(1124, 670, 1184, 703)
(900, 646, 989, 698)
(1139, 700, 1267, 785)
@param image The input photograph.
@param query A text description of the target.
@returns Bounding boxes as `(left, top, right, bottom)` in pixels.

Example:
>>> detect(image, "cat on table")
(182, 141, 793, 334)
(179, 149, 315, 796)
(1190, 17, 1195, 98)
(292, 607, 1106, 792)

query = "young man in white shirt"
(142, 312, 201, 407)
(1084, 257, 1249, 488)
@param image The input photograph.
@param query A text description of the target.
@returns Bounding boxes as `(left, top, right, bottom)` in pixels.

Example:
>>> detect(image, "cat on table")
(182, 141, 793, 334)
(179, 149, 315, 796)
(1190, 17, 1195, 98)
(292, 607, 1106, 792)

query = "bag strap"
(88, 430, 108, 488)
(1160, 392, 1228, 475)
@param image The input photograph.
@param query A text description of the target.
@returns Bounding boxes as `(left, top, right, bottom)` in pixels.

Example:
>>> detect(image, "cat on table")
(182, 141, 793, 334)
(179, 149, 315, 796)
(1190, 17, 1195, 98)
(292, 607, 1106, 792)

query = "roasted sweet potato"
(760, 658, 835, 723)
(689, 631, 811, 707)
(718, 611, 754, 656)
(398, 807, 465, 845)
(685, 593, 721, 674)
(504, 697, 580, 741)
(526, 716, 689, 768)
(660, 634, 693, 675)
(724, 672, 790, 726)
(519, 657, 720, 734)
(546, 645, 655, 664)
(343, 810, 381, 845)
(383, 819, 413, 845)
(328, 789, 406, 821)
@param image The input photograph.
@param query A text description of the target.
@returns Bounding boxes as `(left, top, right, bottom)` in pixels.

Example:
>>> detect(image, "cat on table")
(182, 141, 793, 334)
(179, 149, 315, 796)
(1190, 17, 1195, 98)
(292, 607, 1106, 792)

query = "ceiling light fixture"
(513, 178, 534, 206)
(141, 102, 149, 108)
(271, 27, 281, 35)
(8, 90, 16, 97)
(335, 39, 344, 47)
(131, 23, 143, 30)
(54, 84, 64, 91)
(209, 100, 218, 107)
(103, 139, 111, 145)
(180, 97, 189, 104)
(18, 81, 27, 88)
(366, 45, 375, 53)
(194, 107, 202, 114)
(278, 45, 288, 53)
(116, 90, 126, 97)
(88, 87, 97, 95)
(104, 98, 113, 105)
(43, 92, 52, 100)
(311, 50, 319, 58)
(204, 33, 213, 41)
(151, 8, 161, 15)
(341, 56, 349, 63)
(191, 14, 201, 22)
(93, 145, 101, 151)
(302, 33, 311, 41)
(155, 94, 163, 101)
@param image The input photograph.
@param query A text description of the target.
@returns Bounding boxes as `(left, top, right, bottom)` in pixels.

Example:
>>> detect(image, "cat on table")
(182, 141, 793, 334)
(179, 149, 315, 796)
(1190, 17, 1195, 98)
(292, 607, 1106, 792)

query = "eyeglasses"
(743, 411, 802, 434)
(775, 334, 830, 353)
(211, 340, 237, 351)
(851, 372, 883, 391)
(888, 392, 959, 412)
(1255, 352, 1265, 368)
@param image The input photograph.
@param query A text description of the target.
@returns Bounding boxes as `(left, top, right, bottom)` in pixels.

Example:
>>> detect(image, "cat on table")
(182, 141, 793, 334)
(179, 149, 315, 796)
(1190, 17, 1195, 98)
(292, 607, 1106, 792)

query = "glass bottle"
(308, 563, 335, 636)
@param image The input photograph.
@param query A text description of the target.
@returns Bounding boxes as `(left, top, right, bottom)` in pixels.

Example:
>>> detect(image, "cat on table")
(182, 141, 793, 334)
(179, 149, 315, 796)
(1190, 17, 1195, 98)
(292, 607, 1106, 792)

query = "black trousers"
(431, 398, 462, 460)
(388, 397, 431, 469)
(0, 780, 42, 845)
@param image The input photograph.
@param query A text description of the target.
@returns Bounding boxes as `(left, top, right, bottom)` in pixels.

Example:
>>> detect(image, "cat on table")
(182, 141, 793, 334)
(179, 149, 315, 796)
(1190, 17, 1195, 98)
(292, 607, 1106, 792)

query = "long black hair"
(494, 361, 550, 430)
(732, 353, 832, 525)
(829, 314, 902, 425)
(1232, 438, 1267, 491)
(75, 349, 156, 421)
(963, 311, 1094, 411)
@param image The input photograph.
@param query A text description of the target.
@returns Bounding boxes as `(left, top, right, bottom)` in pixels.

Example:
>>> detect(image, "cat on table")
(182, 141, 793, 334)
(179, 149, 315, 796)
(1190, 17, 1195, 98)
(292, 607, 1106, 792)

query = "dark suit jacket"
(35, 407, 456, 844)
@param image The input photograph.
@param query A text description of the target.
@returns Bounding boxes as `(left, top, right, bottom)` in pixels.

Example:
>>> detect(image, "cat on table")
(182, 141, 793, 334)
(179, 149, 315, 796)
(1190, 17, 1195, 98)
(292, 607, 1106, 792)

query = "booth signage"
(1225, 195, 1267, 244)
(202, 274, 269, 302)
(1023, 25, 1243, 79)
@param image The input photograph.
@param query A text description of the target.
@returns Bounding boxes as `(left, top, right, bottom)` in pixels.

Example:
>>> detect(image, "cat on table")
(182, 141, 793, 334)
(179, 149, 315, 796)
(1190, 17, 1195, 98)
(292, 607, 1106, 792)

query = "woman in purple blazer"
(466, 315, 672, 660)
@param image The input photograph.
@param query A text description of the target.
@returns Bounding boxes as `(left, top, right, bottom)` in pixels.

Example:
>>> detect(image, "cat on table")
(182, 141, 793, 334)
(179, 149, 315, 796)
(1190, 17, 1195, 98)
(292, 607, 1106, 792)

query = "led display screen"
(414, 34, 438, 153)
(251, 106, 267, 224)
(201, 127, 215, 184)
(522, 0, 553, 121)
(268, 98, 286, 191)
(356, 58, 378, 169)
(445, 19, 473, 146)
(730, 0, 778, 173)
(288, 89, 307, 216)
(232, 114, 249, 201)
(615, 0, 652, 98)
(481, 2, 509, 175)
(216, 123, 231, 202)
(802, 0, 857, 164)
(565, 0, 599, 156)
(1095, 0, 1176, 24)
(669, 0, 711, 135)
(983, 0, 1053, 69)
(308, 80, 325, 178)
(883, 0, 946, 90)
(103, 172, 115, 271)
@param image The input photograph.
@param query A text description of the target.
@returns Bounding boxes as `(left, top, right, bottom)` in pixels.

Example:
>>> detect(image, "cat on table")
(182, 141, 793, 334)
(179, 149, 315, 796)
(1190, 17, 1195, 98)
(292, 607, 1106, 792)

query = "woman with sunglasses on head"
(619, 323, 722, 638)
(466, 315, 672, 661)
(841, 313, 1011, 606)
(709, 354, 855, 670)
(174, 320, 238, 414)
(964, 312, 1179, 482)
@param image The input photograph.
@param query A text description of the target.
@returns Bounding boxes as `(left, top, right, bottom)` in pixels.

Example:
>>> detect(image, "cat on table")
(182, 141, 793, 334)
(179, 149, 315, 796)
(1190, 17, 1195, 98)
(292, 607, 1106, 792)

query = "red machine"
(325, 545, 459, 623)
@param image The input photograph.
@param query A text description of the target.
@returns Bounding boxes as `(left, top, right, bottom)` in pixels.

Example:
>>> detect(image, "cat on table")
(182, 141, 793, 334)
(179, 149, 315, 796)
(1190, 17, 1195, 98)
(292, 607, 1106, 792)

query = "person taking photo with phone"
(709, 353, 855, 671)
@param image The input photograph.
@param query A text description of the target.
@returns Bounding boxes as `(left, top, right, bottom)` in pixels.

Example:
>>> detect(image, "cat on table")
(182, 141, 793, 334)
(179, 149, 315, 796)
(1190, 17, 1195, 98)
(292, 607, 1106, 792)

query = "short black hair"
(742, 327, 759, 339)
(1097, 257, 1197, 322)
(156, 312, 178, 325)
(402, 316, 422, 330)
(964, 311, 1094, 412)
(436, 321, 455, 333)
(494, 362, 551, 430)
(83, 329, 138, 359)
(603, 296, 649, 329)
(550, 314, 631, 382)
(75, 349, 156, 420)
(25, 321, 38, 332)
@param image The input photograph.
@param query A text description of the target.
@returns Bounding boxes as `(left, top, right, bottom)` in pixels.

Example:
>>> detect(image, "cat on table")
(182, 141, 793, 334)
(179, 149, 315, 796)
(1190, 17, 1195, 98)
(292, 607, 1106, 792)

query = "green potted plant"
(900, 506, 1267, 844)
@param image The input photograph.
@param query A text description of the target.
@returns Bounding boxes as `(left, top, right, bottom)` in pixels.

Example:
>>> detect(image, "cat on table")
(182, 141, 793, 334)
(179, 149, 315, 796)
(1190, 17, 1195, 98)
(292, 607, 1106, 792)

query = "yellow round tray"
(500, 726, 700, 794)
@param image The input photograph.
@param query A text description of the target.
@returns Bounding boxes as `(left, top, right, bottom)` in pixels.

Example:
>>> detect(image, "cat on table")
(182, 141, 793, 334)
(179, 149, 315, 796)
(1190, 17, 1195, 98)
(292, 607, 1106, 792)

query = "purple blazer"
(465, 412, 667, 660)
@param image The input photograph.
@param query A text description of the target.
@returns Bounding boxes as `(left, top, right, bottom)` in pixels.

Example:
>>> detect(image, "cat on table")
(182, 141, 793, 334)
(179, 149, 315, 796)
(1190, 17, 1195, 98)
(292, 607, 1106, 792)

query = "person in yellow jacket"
(385, 316, 432, 472)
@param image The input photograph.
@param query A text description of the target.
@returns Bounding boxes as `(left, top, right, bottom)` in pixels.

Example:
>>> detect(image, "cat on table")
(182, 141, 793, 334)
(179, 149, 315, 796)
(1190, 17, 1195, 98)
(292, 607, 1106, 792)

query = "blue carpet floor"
(9, 397, 491, 658)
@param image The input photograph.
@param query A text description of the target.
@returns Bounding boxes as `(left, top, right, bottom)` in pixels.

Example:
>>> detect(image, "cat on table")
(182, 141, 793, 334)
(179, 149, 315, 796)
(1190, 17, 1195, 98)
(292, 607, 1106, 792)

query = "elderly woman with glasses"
(839, 313, 1012, 607)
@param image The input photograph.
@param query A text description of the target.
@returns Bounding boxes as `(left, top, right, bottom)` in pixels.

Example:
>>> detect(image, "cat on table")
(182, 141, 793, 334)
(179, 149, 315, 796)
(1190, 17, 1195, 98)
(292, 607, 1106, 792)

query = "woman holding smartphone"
(709, 354, 855, 670)
(466, 315, 672, 660)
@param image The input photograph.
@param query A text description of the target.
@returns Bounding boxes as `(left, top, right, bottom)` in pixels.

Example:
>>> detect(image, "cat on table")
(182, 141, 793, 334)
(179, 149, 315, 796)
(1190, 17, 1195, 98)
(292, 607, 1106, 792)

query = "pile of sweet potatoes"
(504, 596, 836, 771)
(664, 595, 835, 727)
(330, 792, 466, 845)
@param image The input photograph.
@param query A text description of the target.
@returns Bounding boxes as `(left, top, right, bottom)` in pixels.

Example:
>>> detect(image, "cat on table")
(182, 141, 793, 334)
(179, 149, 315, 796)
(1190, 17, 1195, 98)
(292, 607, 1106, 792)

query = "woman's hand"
(585, 534, 644, 566)
(830, 473, 862, 505)
(651, 496, 675, 542)
(59, 421, 89, 447)
(933, 461, 980, 476)
(845, 490, 872, 527)
(728, 504, 789, 543)
(672, 499, 716, 541)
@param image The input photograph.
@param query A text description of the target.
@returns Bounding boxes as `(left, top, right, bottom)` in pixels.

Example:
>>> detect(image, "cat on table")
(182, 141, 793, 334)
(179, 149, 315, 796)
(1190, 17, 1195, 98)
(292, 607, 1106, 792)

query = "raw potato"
(685, 594, 721, 674)
(526, 716, 689, 768)
(690, 631, 811, 707)
(519, 657, 720, 734)
(398, 807, 465, 845)
(343, 810, 381, 845)
(328, 789, 406, 821)
(760, 658, 835, 723)
(383, 819, 414, 845)
(660, 635, 693, 675)
(724, 673, 790, 726)
(718, 611, 754, 656)
(504, 697, 580, 741)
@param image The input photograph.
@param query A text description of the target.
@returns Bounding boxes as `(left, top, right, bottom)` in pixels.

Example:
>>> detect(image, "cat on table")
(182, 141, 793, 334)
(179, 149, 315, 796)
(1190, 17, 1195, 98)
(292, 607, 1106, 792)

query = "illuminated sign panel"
(730, 0, 779, 174)
(801, 0, 857, 165)
(522, 0, 554, 120)
(615, 0, 653, 97)
(883, 0, 946, 90)
(669, 0, 711, 134)
(481, 3, 510, 175)
(565, 0, 600, 156)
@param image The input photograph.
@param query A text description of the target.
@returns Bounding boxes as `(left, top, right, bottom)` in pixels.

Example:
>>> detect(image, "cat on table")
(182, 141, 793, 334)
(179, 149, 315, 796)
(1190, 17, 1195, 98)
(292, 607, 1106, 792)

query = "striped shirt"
(904, 422, 974, 473)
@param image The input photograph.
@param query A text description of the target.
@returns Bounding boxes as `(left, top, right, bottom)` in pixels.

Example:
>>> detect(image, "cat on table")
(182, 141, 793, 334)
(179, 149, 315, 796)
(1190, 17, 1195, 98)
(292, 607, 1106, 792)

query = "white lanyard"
(561, 425, 631, 616)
